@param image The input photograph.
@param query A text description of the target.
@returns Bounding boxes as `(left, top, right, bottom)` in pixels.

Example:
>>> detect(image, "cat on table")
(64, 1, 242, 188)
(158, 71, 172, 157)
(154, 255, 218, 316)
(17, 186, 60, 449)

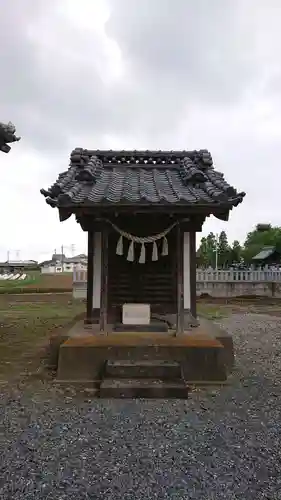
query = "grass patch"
(197, 304, 229, 320)
(0, 294, 85, 381)
(0, 276, 36, 289)
(0, 270, 41, 290)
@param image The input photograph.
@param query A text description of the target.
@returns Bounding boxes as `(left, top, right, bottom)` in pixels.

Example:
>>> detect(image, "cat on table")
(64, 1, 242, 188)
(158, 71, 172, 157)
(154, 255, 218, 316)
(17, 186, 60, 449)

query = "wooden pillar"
(189, 230, 197, 318)
(100, 226, 109, 333)
(176, 224, 184, 335)
(92, 232, 102, 317)
(85, 229, 94, 324)
(183, 232, 191, 311)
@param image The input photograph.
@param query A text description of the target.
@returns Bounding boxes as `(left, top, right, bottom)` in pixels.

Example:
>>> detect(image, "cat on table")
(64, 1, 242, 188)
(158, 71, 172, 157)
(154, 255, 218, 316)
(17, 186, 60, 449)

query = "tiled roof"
(0, 260, 38, 267)
(41, 149, 245, 218)
(252, 246, 276, 260)
(41, 254, 87, 266)
(0, 121, 21, 153)
(41, 255, 87, 266)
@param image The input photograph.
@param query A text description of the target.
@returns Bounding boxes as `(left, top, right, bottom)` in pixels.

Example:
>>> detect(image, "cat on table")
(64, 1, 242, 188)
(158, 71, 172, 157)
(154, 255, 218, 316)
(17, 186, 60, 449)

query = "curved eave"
(52, 197, 244, 224)
(45, 189, 245, 209)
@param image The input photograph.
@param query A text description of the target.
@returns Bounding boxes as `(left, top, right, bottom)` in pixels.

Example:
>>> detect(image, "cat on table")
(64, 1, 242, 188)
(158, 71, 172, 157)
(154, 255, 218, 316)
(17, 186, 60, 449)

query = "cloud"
(0, 0, 281, 260)
(107, 0, 259, 101)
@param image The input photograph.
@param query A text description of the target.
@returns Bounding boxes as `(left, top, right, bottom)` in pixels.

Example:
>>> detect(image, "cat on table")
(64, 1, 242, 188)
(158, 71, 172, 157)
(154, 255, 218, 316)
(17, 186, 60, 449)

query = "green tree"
(243, 223, 281, 264)
(217, 231, 230, 268)
(206, 232, 216, 267)
(230, 240, 242, 265)
(197, 237, 209, 267)
(197, 233, 217, 267)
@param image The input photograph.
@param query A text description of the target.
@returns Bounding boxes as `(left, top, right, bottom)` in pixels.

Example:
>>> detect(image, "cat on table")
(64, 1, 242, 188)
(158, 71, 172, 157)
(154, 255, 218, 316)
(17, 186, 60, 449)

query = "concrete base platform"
(48, 316, 234, 391)
(56, 333, 227, 385)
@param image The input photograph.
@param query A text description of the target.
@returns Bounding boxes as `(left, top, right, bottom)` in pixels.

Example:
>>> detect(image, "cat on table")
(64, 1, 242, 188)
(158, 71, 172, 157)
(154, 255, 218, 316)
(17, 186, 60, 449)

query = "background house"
(0, 260, 39, 274)
(251, 246, 281, 268)
(40, 253, 87, 274)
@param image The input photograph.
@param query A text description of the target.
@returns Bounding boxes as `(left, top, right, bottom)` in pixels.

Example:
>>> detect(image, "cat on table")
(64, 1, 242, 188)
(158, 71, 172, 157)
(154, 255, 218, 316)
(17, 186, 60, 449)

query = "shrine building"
(41, 149, 245, 335)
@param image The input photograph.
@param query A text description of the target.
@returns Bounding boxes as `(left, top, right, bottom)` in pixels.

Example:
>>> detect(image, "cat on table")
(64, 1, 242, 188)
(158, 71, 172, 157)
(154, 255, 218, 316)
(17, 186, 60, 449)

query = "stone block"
(122, 304, 150, 325)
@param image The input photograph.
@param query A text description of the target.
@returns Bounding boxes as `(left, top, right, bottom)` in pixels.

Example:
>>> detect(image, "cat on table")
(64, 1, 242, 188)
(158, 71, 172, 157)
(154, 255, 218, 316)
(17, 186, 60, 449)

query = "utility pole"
(71, 244, 75, 257)
(7, 250, 10, 262)
(61, 245, 64, 271)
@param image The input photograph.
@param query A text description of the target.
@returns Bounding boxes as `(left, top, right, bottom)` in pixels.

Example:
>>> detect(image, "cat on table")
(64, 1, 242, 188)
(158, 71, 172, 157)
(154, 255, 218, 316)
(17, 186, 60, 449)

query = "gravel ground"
(1, 313, 281, 500)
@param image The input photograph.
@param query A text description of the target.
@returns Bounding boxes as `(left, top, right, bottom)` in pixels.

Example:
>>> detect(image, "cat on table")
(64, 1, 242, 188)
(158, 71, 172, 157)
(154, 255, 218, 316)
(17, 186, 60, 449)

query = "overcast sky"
(1, 0, 280, 262)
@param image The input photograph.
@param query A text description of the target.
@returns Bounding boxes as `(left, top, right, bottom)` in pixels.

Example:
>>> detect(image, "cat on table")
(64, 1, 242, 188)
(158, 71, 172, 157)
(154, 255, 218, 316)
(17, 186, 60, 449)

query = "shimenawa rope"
(104, 219, 179, 263)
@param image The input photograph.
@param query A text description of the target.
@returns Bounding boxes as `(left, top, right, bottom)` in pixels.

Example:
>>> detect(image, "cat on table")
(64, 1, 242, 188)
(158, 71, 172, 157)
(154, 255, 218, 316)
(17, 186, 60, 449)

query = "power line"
(1, 244, 86, 262)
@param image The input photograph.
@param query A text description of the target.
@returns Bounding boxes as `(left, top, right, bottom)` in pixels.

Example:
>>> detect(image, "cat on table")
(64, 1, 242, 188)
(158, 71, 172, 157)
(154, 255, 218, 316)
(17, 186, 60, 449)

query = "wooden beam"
(100, 226, 109, 333)
(85, 230, 94, 324)
(189, 230, 197, 319)
(73, 205, 230, 217)
(176, 224, 184, 335)
(76, 214, 206, 233)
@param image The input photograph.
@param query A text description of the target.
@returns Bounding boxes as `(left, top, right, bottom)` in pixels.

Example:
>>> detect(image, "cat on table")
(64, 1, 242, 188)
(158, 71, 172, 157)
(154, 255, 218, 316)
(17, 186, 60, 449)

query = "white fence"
(74, 269, 88, 282)
(196, 270, 281, 283)
(73, 268, 281, 283)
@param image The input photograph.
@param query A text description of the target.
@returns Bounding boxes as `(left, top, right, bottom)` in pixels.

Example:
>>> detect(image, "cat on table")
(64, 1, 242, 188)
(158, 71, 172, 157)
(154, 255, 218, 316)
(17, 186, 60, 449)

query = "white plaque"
(122, 303, 150, 325)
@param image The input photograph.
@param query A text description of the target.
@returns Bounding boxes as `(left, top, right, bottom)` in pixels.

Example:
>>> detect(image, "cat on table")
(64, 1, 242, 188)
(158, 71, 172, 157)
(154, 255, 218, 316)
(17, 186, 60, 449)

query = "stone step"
(113, 323, 169, 333)
(105, 360, 182, 379)
(99, 378, 189, 399)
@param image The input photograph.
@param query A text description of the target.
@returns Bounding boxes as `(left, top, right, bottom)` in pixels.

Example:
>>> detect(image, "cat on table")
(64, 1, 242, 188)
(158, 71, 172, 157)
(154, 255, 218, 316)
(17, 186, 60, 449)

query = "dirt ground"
(1, 294, 281, 384)
(0, 272, 73, 291)
(197, 301, 281, 318)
